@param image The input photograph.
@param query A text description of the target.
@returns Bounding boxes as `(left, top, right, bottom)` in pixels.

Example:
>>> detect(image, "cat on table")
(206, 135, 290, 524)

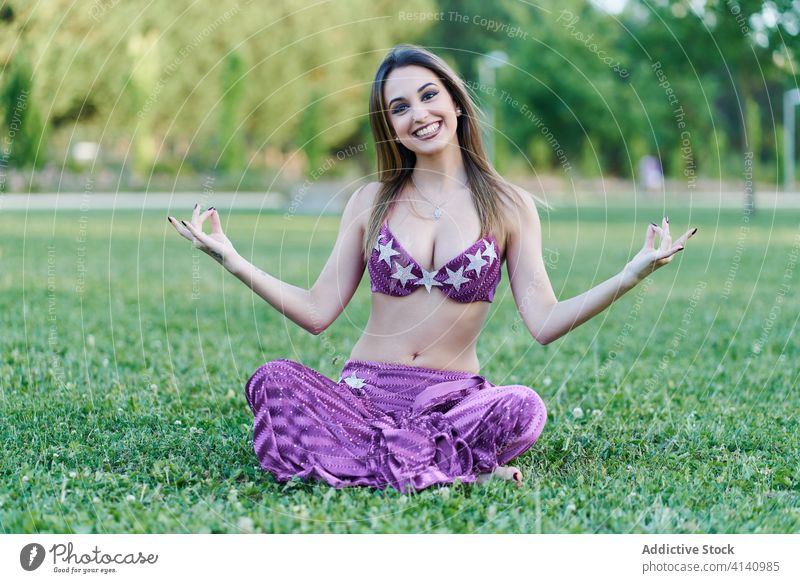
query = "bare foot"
(476, 465, 523, 487)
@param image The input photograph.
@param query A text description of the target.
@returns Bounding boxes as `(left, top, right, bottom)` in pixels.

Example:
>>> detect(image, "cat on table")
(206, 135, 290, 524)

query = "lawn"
(1, 203, 798, 533)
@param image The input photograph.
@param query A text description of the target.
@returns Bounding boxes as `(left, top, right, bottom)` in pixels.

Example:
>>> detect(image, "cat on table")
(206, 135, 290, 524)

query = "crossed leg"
(245, 360, 547, 490)
(443, 383, 547, 487)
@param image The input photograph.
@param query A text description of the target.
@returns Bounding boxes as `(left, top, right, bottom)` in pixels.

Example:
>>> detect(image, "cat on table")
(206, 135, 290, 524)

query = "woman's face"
(383, 65, 460, 156)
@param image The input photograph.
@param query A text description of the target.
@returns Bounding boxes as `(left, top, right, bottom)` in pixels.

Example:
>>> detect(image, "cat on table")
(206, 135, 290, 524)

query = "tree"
(0, 0, 436, 175)
(0, 53, 47, 169)
(218, 48, 246, 174)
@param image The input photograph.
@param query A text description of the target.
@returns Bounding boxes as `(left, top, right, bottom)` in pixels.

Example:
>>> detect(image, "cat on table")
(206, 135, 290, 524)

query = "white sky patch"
(687, 0, 707, 17)
(761, 1, 780, 28)
(589, 0, 628, 15)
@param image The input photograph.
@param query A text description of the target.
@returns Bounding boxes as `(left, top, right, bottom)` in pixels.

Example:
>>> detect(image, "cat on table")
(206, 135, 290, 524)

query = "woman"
(168, 44, 697, 493)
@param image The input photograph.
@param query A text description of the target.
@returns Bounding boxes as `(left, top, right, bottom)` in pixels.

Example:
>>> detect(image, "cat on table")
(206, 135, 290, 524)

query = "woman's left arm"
(506, 190, 697, 345)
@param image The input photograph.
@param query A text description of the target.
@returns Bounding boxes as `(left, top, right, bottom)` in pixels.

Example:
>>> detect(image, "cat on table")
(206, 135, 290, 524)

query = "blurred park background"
(1, 0, 798, 209)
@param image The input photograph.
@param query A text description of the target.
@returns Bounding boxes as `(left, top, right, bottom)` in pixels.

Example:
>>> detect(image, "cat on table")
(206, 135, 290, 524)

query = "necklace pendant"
(433, 206, 442, 220)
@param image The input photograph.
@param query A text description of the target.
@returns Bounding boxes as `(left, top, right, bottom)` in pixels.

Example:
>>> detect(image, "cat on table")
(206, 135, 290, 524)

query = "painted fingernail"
(194, 203, 198, 209)
(691, 227, 698, 235)
(650, 222, 657, 227)
(209, 207, 216, 212)
(666, 215, 669, 223)
(180, 220, 187, 227)
(167, 216, 171, 223)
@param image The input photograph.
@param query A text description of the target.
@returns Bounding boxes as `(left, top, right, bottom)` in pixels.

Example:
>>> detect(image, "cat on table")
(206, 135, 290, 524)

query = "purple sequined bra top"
(368, 219, 502, 303)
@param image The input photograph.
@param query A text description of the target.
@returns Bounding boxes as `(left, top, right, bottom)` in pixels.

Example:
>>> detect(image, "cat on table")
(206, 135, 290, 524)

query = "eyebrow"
(387, 82, 438, 108)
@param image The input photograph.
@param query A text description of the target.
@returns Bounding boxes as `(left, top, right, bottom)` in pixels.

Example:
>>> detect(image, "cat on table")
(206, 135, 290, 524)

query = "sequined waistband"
(341, 358, 477, 378)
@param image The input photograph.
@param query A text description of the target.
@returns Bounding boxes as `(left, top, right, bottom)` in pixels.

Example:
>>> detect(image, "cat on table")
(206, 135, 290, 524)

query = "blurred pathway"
(2, 189, 800, 211)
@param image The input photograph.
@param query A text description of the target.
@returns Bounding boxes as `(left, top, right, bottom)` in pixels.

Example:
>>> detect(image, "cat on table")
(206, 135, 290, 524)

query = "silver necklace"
(409, 174, 468, 221)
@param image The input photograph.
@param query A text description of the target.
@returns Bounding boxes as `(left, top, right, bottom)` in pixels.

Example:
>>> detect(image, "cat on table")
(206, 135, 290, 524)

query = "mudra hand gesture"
(168, 204, 240, 267)
(623, 216, 698, 288)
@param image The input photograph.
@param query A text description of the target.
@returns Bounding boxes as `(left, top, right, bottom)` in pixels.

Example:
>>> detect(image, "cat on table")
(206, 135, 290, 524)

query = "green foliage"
(358, 117, 377, 177)
(626, 135, 650, 180)
(297, 88, 327, 175)
(219, 49, 246, 174)
(527, 134, 553, 171)
(0, 0, 796, 181)
(418, 0, 795, 181)
(0, 0, 436, 176)
(578, 136, 601, 178)
(1, 208, 798, 533)
(774, 122, 785, 184)
(745, 95, 762, 180)
(126, 28, 161, 177)
(0, 53, 47, 169)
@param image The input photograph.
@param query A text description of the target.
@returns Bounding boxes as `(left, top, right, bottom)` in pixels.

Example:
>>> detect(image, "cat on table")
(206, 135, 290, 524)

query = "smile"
(412, 121, 441, 139)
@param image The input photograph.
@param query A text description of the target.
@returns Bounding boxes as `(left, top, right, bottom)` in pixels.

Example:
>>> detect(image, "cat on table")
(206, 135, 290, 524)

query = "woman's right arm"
(169, 183, 375, 334)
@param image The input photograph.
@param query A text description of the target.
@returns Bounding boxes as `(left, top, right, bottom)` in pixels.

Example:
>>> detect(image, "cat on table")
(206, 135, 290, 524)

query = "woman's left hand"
(622, 216, 697, 288)
(168, 204, 240, 268)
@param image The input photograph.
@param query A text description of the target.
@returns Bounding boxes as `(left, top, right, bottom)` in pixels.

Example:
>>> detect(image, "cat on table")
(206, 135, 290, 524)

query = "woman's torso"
(349, 184, 504, 374)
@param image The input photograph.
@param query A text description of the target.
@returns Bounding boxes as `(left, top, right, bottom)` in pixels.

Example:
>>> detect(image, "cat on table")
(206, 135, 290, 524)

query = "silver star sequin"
(391, 261, 417, 287)
(343, 371, 366, 389)
(464, 250, 488, 276)
(443, 265, 471, 291)
(414, 267, 443, 292)
(482, 240, 498, 265)
(377, 238, 400, 266)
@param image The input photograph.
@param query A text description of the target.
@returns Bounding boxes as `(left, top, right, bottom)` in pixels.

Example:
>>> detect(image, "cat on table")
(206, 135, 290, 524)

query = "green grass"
(1, 205, 798, 533)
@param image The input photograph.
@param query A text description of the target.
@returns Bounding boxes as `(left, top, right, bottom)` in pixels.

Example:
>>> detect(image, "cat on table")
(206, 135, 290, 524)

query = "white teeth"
(414, 122, 440, 137)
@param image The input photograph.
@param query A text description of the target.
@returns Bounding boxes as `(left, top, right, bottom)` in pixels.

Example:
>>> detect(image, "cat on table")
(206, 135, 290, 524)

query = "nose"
(411, 106, 429, 124)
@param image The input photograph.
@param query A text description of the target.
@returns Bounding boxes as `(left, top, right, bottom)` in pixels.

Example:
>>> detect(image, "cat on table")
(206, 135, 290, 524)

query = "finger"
(645, 223, 662, 249)
(661, 216, 671, 251)
(191, 203, 201, 227)
(198, 208, 214, 228)
(208, 208, 222, 235)
(168, 216, 193, 240)
(672, 227, 697, 248)
(663, 243, 685, 259)
(181, 219, 214, 247)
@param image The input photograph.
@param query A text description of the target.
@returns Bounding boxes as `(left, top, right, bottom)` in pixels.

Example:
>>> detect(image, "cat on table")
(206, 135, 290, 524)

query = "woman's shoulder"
(498, 179, 535, 203)
(341, 181, 381, 222)
(350, 181, 382, 211)
(494, 179, 541, 220)
(492, 180, 544, 251)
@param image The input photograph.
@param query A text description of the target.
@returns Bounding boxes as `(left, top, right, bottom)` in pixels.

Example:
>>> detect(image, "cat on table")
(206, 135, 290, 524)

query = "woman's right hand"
(168, 205, 240, 268)
(621, 216, 697, 288)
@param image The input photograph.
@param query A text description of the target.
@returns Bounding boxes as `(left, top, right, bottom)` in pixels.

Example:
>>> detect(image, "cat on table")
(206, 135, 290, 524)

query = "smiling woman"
(168, 44, 697, 493)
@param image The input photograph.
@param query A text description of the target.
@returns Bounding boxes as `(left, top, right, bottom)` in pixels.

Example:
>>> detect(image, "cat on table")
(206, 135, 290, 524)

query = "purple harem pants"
(244, 358, 547, 493)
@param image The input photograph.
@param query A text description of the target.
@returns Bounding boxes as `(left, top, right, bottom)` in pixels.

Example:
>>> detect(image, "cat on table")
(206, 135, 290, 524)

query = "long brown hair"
(362, 43, 547, 261)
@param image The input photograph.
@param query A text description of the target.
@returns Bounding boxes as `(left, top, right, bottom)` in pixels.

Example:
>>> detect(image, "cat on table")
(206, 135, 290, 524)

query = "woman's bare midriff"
(348, 290, 489, 374)
(350, 183, 506, 374)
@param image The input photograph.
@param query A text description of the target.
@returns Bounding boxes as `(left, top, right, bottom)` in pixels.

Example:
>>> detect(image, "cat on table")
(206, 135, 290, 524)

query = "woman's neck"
(412, 142, 469, 192)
